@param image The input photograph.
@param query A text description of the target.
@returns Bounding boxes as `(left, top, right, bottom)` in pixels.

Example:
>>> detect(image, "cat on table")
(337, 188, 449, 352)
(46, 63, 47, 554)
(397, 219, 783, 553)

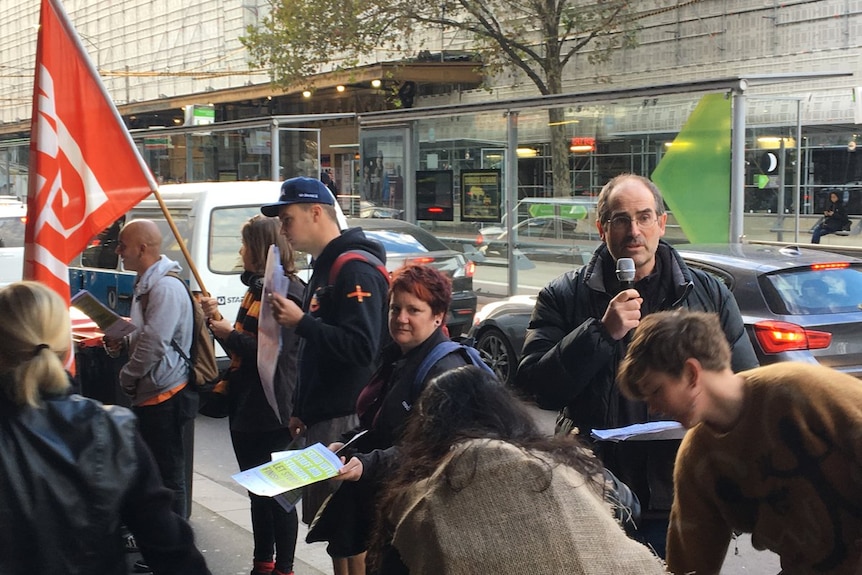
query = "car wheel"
(476, 327, 517, 387)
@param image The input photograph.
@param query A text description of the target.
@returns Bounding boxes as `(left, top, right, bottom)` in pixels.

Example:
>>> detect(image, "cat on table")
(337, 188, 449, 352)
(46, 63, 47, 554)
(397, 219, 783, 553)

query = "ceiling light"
(302, 90, 312, 98)
(757, 136, 795, 149)
(336, 85, 346, 93)
(371, 79, 382, 88)
(516, 148, 537, 158)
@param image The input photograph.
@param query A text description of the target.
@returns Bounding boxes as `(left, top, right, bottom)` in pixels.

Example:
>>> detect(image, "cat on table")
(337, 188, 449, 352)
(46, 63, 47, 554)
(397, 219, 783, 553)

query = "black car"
(470, 243, 862, 386)
(350, 218, 477, 337)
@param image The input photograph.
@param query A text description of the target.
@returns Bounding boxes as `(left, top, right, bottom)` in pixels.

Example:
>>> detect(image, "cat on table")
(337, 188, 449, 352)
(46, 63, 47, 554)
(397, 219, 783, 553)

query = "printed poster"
(461, 169, 501, 222)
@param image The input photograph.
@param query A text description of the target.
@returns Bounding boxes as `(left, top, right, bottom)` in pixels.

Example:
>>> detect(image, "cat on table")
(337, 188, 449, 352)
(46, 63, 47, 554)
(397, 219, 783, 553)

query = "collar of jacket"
(240, 270, 264, 293)
(583, 241, 693, 305)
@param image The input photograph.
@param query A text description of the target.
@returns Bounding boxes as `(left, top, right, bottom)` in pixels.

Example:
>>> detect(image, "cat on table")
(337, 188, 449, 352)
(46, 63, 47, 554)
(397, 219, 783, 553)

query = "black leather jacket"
(0, 389, 210, 575)
(516, 241, 758, 512)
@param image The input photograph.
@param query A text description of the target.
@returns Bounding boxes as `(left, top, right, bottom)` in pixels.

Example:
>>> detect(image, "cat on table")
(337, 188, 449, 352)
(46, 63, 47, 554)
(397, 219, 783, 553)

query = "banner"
(25, 0, 156, 300)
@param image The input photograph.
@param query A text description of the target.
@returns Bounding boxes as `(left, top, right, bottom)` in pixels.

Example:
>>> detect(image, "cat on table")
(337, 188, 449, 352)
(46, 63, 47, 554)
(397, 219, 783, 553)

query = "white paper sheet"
(258, 244, 288, 423)
(232, 442, 343, 497)
(70, 289, 137, 339)
(591, 421, 686, 442)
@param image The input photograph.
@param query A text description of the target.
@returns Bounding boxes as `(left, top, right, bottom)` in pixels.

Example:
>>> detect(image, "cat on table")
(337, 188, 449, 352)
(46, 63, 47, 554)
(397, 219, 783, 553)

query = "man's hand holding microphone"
(601, 257, 643, 341)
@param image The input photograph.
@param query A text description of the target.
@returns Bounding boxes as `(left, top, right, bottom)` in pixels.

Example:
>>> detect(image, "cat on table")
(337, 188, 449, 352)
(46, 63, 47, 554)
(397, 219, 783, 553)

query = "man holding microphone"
(516, 174, 758, 557)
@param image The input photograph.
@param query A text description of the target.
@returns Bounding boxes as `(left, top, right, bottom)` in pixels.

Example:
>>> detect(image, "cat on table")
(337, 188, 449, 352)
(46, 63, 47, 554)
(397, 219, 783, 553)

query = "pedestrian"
(321, 169, 339, 195)
(306, 264, 472, 573)
(516, 174, 758, 557)
(262, 176, 389, 575)
(370, 365, 667, 575)
(104, 219, 199, 573)
(811, 191, 851, 244)
(0, 281, 211, 575)
(618, 309, 862, 575)
(201, 215, 304, 575)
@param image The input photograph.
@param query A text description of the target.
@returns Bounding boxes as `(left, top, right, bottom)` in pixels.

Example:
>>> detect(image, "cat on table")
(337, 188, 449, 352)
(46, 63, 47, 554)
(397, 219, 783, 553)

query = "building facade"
(2, 0, 862, 219)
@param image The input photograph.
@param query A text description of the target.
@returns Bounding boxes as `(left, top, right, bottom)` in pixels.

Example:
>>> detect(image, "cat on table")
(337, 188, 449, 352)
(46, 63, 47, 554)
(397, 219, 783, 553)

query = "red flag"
(25, 0, 156, 300)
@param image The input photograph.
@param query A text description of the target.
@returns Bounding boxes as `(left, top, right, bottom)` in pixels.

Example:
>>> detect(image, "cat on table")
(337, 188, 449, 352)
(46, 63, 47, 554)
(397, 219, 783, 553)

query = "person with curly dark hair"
(370, 365, 666, 575)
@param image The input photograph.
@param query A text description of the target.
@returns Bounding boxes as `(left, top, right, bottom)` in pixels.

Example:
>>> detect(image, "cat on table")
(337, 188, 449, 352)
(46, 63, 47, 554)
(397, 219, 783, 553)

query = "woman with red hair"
(307, 264, 475, 575)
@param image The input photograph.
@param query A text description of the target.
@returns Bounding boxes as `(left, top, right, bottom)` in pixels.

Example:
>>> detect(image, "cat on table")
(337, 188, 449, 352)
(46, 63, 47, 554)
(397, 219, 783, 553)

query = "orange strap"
(138, 382, 187, 406)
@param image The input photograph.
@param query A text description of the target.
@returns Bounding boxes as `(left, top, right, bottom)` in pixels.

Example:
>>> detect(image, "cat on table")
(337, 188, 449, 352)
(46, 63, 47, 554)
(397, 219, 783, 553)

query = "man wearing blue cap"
(263, 177, 389, 575)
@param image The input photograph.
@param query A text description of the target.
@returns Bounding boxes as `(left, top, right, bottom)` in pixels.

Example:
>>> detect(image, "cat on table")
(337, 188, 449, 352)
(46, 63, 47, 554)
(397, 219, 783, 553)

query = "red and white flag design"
(25, 0, 156, 300)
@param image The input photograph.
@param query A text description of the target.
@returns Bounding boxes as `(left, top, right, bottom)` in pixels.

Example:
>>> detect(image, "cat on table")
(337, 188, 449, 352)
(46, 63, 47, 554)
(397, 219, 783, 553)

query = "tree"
(243, 1, 638, 197)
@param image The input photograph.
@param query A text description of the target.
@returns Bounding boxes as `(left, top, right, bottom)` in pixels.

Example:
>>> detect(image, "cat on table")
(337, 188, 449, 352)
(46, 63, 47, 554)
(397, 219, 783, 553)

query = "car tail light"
(810, 262, 850, 271)
(464, 260, 475, 277)
(753, 320, 832, 353)
(407, 256, 435, 266)
(475, 233, 484, 246)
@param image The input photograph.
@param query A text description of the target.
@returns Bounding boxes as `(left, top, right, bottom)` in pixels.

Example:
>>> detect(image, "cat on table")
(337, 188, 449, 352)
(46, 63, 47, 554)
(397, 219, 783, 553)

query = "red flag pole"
(34, 0, 216, 311)
(150, 188, 222, 319)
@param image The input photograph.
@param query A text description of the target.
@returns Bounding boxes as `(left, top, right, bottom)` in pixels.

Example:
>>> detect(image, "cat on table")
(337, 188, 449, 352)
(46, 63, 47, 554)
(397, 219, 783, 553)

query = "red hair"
(389, 264, 452, 317)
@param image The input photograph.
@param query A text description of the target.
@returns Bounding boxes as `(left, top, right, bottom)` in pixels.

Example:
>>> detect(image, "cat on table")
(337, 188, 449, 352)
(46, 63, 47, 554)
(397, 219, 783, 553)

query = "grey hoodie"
(119, 255, 193, 405)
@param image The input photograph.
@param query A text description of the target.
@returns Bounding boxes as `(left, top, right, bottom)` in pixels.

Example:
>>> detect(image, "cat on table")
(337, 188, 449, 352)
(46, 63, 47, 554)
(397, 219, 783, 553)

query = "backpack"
(141, 273, 220, 391)
(412, 340, 496, 400)
(328, 249, 390, 286)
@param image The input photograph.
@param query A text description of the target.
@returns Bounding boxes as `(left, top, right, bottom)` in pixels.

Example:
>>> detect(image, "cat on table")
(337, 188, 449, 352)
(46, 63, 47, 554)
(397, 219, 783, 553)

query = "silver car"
(470, 243, 862, 386)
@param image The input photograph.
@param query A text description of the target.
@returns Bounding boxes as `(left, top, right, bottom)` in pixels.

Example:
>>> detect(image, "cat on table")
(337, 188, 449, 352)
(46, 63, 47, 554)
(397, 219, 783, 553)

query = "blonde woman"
(0, 281, 210, 575)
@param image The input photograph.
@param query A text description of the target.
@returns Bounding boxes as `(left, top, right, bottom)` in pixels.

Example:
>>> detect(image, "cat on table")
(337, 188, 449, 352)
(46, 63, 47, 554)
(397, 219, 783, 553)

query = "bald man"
(105, 219, 197, 520)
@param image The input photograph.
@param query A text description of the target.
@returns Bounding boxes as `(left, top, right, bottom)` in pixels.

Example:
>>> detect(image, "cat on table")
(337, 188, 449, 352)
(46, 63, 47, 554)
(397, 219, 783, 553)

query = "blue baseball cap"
(261, 176, 335, 216)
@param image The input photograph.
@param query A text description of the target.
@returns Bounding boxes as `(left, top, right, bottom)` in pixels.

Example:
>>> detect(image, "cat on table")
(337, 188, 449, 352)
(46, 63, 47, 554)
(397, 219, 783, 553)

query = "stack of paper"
(591, 421, 686, 442)
(70, 289, 137, 340)
(232, 442, 343, 497)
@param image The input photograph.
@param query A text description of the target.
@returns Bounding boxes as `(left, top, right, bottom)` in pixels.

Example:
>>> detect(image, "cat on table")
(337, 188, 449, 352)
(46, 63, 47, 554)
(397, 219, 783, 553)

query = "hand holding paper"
(232, 443, 343, 497)
(71, 290, 137, 340)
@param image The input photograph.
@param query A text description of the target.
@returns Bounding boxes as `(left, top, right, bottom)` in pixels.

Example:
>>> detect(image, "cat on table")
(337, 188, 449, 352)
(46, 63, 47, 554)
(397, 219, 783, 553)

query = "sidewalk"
(193, 472, 331, 575)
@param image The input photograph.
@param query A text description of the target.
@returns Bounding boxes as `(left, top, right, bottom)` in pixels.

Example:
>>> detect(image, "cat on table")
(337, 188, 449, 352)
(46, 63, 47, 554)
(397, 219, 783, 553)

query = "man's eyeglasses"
(604, 212, 658, 232)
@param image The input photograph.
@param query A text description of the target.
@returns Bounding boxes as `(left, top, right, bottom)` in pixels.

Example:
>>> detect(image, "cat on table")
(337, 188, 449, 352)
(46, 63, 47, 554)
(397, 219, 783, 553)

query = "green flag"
(652, 93, 732, 243)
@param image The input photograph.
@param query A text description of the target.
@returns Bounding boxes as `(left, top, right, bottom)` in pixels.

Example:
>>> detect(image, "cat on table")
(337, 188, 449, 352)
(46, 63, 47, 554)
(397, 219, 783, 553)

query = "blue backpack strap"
(462, 345, 496, 377)
(329, 249, 389, 286)
(412, 341, 496, 402)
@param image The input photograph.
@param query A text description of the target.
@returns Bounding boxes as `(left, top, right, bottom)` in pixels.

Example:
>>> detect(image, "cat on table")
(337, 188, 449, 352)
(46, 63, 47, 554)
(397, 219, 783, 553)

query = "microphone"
(616, 257, 636, 291)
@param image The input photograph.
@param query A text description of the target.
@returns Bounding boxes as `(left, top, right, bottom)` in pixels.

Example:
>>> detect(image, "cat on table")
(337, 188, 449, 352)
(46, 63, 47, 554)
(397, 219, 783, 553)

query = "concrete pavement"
(192, 472, 331, 575)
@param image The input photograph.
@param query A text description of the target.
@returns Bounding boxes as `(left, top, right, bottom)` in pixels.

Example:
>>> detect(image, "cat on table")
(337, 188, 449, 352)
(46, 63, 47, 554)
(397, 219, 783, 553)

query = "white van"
(70, 180, 346, 360)
(0, 196, 26, 288)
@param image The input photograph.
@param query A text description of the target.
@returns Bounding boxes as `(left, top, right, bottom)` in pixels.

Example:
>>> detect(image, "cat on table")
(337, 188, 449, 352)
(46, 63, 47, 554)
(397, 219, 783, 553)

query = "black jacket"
(221, 271, 305, 432)
(0, 390, 210, 575)
(294, 227, 390, 426)
(352, 327, 467, 480)
(516, 241, 758, 512)
(822, 198, 851, 232)
(306, 328, 469, 557)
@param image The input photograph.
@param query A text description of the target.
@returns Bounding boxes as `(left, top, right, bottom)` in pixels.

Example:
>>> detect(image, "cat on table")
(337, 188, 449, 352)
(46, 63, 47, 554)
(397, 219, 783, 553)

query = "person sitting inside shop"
(811, 191, 851, 244)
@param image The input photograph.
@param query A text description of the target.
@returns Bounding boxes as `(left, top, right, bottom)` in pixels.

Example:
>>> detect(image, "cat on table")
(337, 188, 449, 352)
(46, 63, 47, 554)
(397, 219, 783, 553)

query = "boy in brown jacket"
(618, 309, 862, 575)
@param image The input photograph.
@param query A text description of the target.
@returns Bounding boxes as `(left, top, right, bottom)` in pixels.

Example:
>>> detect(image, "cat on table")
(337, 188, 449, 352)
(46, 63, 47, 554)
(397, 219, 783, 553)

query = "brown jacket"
(390, 439, 667, 575)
